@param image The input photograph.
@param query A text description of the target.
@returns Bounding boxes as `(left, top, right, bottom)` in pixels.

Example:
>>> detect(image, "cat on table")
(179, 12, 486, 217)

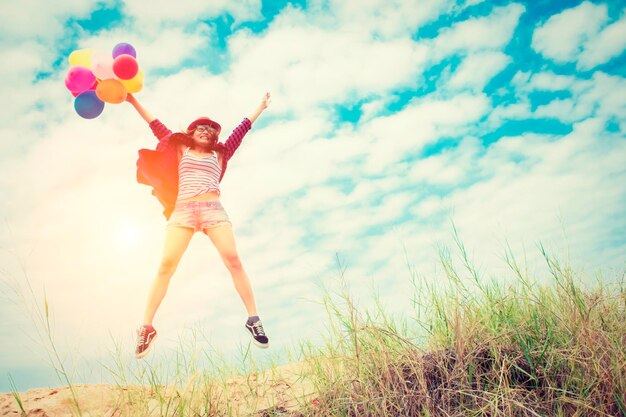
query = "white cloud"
(432, 3, 525, 59)
(0, 42, 60, 136)
(532, 2, 608, 62)
(0, 0, 108, 40)
(316, 0, 453, 38)
(514, 71, 580, 92)
(484, 101, 531, 130)
(505, 69, 626, 126)
(0, 42, 50, 84)
(578, 12, 626, 69)
(222, 116, 366, 226)
(360, 93, 490, 174)
(409, 118, 626, 275)
(582, 72, 626, 121)
(533, 99, 581, 123)
(448, 51, 511, 91)
(394, 93, 490, 131)
(360, 96, 395, 122)
(226, 9, 429, 115)
(75, 24, 217, 73)
(412, 194, 448, 218)
(459, 0, 487, 7)
(409, 136, 483, 185)
(531, 71, 626, 124)
(121, 0, 262, 27)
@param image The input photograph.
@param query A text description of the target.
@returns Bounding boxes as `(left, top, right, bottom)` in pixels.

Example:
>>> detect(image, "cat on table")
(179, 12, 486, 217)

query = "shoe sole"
(135, 333, 158, 359)
(244, 327, 269, 349)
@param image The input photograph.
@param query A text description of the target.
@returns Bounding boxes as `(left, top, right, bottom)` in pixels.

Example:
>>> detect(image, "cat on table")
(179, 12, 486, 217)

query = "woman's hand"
(260, 92, 271, 109)
(249, 92, 271, 125)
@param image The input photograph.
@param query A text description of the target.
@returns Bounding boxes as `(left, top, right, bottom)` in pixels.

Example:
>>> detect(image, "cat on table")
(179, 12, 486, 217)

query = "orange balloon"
(95, 79, 127, 104)
(119, 69, 144, 93)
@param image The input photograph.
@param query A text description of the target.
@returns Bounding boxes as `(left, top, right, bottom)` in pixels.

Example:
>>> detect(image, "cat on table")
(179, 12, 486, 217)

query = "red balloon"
(113, 54, 139, 80)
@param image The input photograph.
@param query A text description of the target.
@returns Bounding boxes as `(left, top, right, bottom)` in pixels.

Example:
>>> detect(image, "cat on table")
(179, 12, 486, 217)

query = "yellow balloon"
(96, 79, 127, 104)
(119, 69, 144, 93)
(69, 48, 94, 68)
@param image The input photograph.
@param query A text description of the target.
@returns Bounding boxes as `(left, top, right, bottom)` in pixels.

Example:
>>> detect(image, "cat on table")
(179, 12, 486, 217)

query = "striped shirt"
(176, 148, 222, 200)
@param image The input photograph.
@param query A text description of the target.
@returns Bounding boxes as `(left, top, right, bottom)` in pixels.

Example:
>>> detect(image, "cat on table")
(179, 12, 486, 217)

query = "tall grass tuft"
(7, 374, 26, 414)
(2, 256, 83, 416)
(300, 240, 625, 417)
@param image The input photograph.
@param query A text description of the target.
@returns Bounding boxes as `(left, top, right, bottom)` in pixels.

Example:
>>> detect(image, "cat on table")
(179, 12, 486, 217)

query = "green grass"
(5, 235, 625, 416)
(299, 241, 626, 417)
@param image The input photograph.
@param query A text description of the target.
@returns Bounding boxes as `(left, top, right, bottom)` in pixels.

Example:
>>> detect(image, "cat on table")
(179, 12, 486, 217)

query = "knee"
(158, 257, 179, 276)
(223, 253, 243, 271)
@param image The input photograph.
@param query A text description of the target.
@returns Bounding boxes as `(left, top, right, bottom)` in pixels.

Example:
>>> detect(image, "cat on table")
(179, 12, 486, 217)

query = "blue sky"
(0, 0, 624, 392)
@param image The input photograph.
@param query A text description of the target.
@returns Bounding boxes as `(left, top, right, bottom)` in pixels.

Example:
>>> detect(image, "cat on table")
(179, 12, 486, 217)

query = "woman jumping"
(126, 92, 271, 358)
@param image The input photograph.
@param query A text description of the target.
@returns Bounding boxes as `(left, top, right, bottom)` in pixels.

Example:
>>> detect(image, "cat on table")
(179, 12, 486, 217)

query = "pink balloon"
(69, 79, 98, 97)
(113, 54, 139, 80)
(65, 66, 96, 94)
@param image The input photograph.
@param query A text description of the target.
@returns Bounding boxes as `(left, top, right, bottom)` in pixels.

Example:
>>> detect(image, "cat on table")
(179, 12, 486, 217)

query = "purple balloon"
(74, 90, 105, 119)
(112, 42, 137, 59)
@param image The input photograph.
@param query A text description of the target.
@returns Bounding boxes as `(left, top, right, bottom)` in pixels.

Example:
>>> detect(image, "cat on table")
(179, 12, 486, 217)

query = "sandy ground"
(0, 362, 317, 416)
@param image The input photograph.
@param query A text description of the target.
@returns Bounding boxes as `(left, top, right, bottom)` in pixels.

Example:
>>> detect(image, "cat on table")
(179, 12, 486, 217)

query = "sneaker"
(135, 324, 157, 359)
(245, 319, 269, 348)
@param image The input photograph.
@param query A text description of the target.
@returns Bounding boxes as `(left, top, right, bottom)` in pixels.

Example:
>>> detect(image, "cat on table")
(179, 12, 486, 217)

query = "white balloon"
(91, 50, 115, 80)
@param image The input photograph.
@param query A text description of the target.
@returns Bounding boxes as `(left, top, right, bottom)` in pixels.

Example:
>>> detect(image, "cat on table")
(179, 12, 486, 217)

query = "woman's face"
(192, 125, 219, 150)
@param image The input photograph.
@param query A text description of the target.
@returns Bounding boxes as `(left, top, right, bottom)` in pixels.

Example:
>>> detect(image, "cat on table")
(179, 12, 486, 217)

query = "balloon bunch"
(65, 42, 144, 119)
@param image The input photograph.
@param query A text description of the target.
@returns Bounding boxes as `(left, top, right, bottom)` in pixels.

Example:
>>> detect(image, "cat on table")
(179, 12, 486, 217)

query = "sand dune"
(0, 362, 315, 416)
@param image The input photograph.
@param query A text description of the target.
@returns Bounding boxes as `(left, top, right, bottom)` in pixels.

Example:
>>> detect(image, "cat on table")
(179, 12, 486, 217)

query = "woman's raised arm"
(248, 92, 271, 125)
(126, 93, 156, 124)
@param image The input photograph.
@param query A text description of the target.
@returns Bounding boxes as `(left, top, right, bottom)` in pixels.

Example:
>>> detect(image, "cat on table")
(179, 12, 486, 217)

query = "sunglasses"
(195, 125, 217, 133)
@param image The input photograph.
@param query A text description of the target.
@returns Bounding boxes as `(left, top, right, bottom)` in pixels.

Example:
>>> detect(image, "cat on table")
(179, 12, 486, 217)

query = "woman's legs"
(143, 226, 195, 325)
(205, 224, 258, 316)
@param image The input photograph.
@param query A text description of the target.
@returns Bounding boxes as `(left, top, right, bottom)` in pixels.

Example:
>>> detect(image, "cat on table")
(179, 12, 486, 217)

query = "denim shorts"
(168, 200, 231, 232)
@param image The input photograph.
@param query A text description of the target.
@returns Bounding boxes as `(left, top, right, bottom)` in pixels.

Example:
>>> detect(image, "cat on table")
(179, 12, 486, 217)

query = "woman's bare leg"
(143, 226, 194, 325)
(205, 224, 258, 316)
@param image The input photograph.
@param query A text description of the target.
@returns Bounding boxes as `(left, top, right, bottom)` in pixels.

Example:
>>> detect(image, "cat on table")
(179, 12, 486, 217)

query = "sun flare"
(115, 220, 141, 248)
